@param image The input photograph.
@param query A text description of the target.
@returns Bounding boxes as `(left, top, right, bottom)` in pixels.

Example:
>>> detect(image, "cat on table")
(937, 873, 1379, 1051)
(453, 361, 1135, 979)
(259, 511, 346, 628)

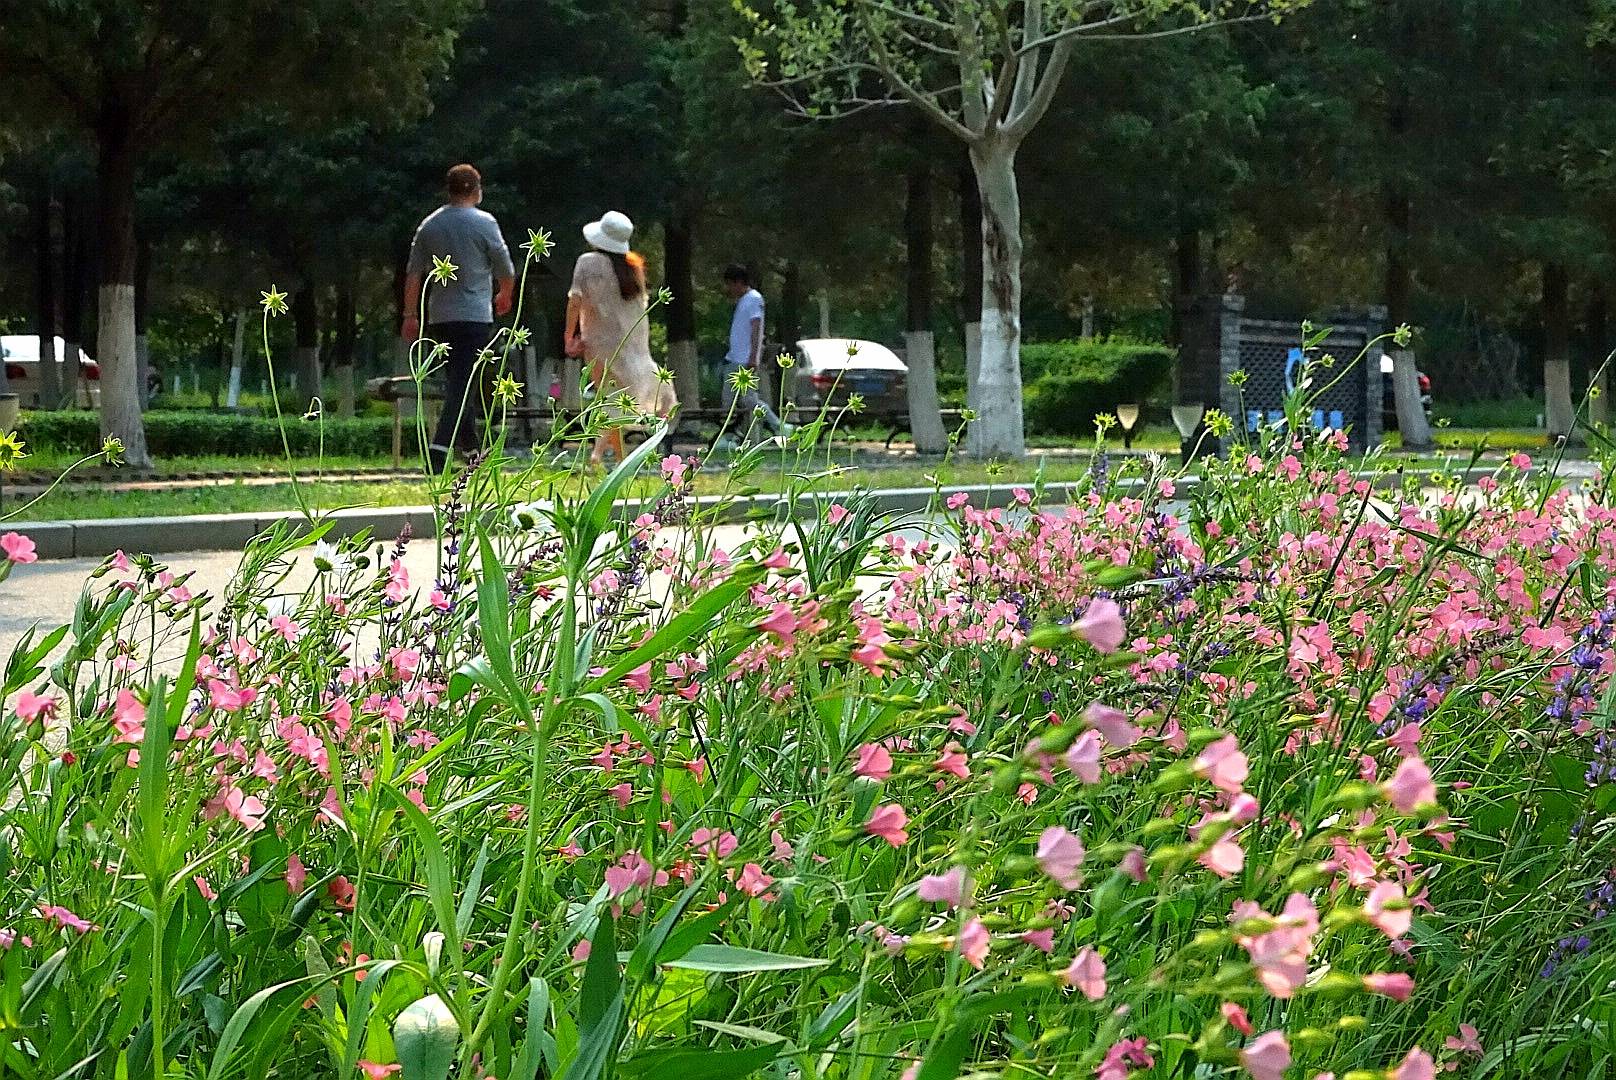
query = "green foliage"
(17, 410, 393, 458)
(1020, 338, 1175, 436)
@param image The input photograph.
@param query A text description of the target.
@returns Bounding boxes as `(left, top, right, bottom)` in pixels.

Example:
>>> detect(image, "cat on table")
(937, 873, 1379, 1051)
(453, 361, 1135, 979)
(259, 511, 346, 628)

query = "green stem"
(262, 309, 313, 523)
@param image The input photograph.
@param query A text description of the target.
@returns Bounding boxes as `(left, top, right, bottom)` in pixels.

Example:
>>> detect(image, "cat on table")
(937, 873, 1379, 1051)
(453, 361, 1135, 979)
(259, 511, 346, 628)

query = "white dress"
(569, 252, 675, 417)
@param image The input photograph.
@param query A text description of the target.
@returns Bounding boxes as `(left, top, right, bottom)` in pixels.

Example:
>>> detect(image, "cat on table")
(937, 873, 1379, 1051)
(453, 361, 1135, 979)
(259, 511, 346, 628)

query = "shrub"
(1021, 337, 1174, 436)
(18, 409, 395, 458)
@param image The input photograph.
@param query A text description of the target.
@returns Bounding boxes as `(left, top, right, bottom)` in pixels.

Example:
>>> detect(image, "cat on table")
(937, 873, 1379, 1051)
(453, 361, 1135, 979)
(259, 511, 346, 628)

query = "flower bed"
(0, 429, 1611, 1079)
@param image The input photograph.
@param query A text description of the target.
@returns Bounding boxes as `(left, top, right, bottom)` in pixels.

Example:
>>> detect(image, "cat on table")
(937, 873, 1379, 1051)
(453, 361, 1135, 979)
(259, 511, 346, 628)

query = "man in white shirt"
(717, 264, 787, 449)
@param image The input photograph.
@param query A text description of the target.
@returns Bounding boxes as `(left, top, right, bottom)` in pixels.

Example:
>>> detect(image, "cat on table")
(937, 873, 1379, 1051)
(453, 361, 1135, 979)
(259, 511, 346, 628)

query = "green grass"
(4, 457, 1113, 522)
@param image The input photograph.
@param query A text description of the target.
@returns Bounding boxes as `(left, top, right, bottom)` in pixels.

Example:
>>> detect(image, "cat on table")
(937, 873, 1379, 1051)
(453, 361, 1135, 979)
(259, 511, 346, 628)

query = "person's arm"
(489, 218, 517, 317)
(565, 293, 585, 357)
(401, 272, 423, 341)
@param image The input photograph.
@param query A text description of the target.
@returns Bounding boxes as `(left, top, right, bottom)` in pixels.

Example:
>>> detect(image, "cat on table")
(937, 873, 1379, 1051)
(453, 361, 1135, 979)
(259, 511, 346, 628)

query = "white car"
(790, 337, 909, 415)
(0, 336, 101, 408)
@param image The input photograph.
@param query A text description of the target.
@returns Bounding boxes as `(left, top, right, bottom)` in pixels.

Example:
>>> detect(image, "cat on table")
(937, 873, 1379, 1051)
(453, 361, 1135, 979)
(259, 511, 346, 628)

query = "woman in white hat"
(565, 210, 676, 467)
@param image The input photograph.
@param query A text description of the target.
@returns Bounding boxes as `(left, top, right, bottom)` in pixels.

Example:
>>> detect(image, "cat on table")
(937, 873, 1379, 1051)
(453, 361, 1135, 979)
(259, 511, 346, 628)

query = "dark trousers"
(427, 321, 497, 472)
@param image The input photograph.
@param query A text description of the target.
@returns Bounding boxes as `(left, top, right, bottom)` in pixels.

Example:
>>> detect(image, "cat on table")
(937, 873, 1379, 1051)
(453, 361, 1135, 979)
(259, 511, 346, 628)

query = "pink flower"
(1084, 702, 1141, 749)
(1197, 839, 1244, 877)
(1383, 756, 1436, 814)
(826, 503, 850, 525)
(1195, 735, 1250, 794)
(1234, 892, 1317, 999)
(269, 615, 301, 643)
(769, 830, 795, 862)
(1, 533, 37, 564)
(327, 876, 356, 912)
(916, 866, 968, 908)
(1444, 1025, 1482, 1056)
(757, 603, 801, 644)
(1222, 1002, 1254, 1036)
(1063, 946, 1107, 1000)
(1064, 730, 1102, 784)
(14, 690, 58, 724)
(622, 662, 652, 693)
(358, 1063, 402, 1080)
(605, 852, 654, 898)
(853, 742, 893, 780)
(1095, 1037, 1153, 1080)
(1363, 972, 1415, 1001)
(1036, 826, 1086, 889)
(1364, 881, 1413, 939)
(661, 453, 688, 487)
(1075, 598, 1126, 653)
(690, 828, 739, 859)
(955, 917, 990, 969)
(206, 786, 267, 832)
(285, 853, 308, 895)
(1391, 1048, 1436, 1080)
(735, 863, 773, 897)
(194, 876, 217, 901)
(933, 743, 970, 780)
(1020, 927, 1056, 953)
(112, 689, 145, 745)
(1241, 1031, 1291, 1080)
(37, 905, 96, 933)
(865, 803, 909, 847)
(1119, 846, 1148, 883)
(946, 491, 969, 509)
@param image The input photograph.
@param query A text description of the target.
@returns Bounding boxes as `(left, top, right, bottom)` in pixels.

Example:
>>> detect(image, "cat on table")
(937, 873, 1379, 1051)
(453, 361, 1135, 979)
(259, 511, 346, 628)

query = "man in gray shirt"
(402, 163, 516, 472)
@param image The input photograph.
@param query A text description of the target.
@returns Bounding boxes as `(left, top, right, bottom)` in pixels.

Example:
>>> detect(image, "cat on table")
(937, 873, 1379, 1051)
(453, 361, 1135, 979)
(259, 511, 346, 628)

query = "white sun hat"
(583, 211, 634, 255)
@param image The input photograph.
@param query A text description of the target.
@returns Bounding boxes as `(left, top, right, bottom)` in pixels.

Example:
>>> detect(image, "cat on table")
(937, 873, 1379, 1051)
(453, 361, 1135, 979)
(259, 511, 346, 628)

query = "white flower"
(510, 501, 556, 535)
(312, 541, 353, 574)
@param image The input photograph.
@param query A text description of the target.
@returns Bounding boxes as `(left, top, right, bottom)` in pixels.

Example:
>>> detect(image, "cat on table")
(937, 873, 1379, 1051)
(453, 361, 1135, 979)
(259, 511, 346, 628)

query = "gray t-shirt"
(406, 205, 516, 325)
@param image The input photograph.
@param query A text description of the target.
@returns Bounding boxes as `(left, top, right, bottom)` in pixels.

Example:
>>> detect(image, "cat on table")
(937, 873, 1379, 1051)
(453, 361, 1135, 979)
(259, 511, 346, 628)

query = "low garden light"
(1115, 403, 1141, 450)
(1171, 402, 1205, 465)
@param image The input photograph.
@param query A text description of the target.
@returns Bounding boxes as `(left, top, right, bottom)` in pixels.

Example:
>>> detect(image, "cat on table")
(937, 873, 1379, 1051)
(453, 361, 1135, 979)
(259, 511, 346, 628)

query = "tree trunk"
(966, 138, 1025, 458)
(227, 309, 246, 408)
(95, 111, 151, 467)
(334, 284, 357, 418)
(779, 260, 804, 347)
(35, 184, 62, 410)
(1170, 229, 1219, 410)
(1384, 190, 1432, 450)
(1544, 262, 1576, 439)
(1590, 287, 1610, 428)
(904, 161, 946, 454)
(664, 211, 701, 412)
(61, 193, 85, 409)
(292, 284, 321, 408)
(135, 236, 152, 411)
(959, 158, 983, 410)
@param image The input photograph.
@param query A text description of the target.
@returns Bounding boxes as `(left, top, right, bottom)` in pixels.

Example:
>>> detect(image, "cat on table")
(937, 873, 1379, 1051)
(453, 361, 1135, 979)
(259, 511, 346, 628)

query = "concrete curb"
(3, 463, 1500, 561)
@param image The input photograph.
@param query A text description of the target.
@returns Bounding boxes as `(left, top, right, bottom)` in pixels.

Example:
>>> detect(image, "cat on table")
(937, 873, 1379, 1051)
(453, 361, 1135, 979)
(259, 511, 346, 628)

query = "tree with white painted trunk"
(1, 0, 476, 467)
(738, 0, 1304, 457)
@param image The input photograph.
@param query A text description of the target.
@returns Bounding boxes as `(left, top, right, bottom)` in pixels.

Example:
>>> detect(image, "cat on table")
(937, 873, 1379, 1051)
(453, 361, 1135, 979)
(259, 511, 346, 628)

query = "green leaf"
(663, 945, 829, 973)
(582, 563, 767, 693)
(914, 1015, 978, 1080)
(579, 909, 620, 1032)
(476, 530, 534, 726)
(341, 960, 403, 1074)
(565, 913, 625, 1080)
(511, 977, 557, 1080)
(394, 994, 460, 1080)
(619, 1042, 781, 1080)
(383, 786, 459, 959)
(574, 425, 669, 563)
(206, 972, 337, 1080)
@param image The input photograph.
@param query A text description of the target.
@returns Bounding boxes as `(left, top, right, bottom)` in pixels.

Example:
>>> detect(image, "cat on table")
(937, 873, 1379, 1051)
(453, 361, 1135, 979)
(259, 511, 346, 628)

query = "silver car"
(789, 337, 909, 417)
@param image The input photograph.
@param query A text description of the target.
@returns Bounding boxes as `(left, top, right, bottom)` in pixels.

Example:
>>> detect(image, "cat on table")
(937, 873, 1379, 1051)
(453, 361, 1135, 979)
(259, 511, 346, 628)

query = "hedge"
(18, 410, 396, 458)
(1021, 338, 1174, 437)
(934, 338, 1175, 436)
